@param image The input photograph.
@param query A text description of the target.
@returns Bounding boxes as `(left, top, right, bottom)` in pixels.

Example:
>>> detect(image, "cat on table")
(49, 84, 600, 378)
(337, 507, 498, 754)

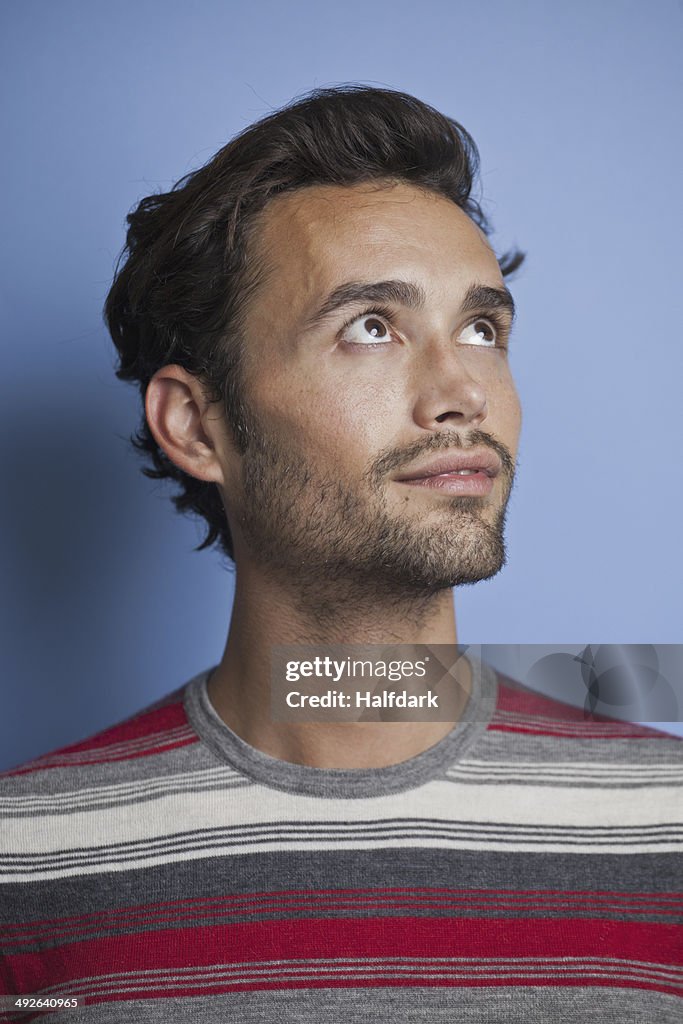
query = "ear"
(145, 365, 226, 485)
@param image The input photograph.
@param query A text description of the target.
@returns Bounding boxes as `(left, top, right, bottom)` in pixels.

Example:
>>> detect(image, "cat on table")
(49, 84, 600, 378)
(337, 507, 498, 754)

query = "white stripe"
(2, 780, 680, 851)
(0, 766, 249, 812)
(2, 781, 681, 880)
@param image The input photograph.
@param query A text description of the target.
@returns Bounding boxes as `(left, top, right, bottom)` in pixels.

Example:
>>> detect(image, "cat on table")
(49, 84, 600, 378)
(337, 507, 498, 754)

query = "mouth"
(393, 450, 500, 496)
(396, 470, 494, 496)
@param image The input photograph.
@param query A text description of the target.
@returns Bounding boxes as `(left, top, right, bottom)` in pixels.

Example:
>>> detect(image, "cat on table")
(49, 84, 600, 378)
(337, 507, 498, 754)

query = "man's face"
(219, 180, 522, 596)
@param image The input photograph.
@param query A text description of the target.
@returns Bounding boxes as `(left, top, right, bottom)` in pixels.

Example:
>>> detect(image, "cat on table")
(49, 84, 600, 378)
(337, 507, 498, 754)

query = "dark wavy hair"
(103, 84, 525, 563)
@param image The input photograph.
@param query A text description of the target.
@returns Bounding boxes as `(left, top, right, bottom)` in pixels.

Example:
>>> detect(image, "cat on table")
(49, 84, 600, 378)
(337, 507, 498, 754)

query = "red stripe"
(487, 722, 668, 739)
(496, 675, 594, 720)
(50, 699, 188, 753)
(5, 917, 681, 996)
(2, 694, 195, 776)
(4, 889, 681, 941)
(494, 675, 671, 738)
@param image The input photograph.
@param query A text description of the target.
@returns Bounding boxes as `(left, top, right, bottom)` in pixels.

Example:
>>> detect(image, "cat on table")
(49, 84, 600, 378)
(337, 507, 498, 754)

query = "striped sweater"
(0, 658, 681, 1022)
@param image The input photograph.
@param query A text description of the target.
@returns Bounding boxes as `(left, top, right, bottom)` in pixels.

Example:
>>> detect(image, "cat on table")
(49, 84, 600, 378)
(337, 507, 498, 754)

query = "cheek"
(496, 382, 522, 449)
(259, 370, 400, 469)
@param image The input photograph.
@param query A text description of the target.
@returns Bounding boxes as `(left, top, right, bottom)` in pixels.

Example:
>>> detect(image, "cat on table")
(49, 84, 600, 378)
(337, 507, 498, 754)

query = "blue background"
(1, 0, 682, 770)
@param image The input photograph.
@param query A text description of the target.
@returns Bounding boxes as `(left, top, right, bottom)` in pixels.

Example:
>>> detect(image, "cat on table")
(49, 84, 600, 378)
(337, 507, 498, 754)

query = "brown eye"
(459, 318, 497, 347)
(342, 314, 393, 345)
(361, 317, 388, 339)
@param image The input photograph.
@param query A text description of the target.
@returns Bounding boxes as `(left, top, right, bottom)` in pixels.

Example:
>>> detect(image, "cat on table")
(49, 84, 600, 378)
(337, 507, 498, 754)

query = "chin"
(403, 548, 506, 591)
(369, 515, 508, 593)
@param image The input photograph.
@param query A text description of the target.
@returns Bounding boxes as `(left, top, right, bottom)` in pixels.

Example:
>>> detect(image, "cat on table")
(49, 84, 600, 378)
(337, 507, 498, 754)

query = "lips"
(394, 449, 502, 482)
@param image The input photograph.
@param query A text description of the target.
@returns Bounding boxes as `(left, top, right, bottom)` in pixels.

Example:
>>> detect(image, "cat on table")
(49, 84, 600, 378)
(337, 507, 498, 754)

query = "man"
(1, 86, 680, 1022)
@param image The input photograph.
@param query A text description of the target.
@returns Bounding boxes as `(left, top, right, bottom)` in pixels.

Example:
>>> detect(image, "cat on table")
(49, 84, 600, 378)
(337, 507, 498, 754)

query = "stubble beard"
(235, 413, 516, 617)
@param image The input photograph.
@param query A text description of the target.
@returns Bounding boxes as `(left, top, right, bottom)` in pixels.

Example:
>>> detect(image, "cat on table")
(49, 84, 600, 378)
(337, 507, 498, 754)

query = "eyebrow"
(302, 279, 516, 331)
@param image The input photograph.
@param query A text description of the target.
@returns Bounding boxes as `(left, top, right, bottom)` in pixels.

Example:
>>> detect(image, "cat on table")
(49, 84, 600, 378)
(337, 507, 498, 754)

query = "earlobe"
(145, 365, 225, 486)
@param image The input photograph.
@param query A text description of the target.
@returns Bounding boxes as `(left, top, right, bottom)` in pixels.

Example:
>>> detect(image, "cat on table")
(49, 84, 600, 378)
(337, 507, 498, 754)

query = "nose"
(412, 343, 488, 431)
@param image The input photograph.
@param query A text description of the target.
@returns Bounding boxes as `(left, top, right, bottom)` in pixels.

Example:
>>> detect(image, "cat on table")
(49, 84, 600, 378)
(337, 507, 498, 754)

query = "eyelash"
(338, 305, 511, 350)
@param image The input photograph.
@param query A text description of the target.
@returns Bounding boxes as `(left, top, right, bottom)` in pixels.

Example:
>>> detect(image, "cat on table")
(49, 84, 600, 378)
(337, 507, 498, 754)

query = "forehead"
(249, 181, 503, 317)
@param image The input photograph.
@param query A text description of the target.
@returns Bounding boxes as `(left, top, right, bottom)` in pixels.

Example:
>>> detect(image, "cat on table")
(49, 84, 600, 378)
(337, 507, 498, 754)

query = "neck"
(207, 560, 472, 769)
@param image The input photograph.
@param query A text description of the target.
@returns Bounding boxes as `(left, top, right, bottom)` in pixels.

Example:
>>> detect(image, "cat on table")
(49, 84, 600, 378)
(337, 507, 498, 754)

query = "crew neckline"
(183, 656, 498, 799)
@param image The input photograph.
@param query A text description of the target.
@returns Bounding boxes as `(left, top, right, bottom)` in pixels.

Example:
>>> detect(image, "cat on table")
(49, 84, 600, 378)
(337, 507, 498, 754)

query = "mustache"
(367, 429, 516, 487)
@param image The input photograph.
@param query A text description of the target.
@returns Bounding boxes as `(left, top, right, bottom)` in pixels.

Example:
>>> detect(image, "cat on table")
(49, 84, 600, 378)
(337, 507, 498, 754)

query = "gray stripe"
(0, 731, 222, 797)
(447, 761, 683, 779)
(39, 957, 681, 996)
(3, 819, 680, 874)
(476, 719, 683, 766)
(2, 848, 680, 923)
(444, 770, 683, 788)
(27, 986, 683, 1023)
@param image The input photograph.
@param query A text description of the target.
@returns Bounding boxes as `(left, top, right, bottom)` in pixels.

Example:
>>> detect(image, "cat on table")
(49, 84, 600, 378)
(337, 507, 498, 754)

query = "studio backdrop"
(1, 0, 681, 770)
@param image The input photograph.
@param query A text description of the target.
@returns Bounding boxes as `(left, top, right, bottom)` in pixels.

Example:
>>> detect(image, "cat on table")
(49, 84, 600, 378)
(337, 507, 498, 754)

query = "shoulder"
(0, 683, 198, 794)
(490, 668, 683, 755)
